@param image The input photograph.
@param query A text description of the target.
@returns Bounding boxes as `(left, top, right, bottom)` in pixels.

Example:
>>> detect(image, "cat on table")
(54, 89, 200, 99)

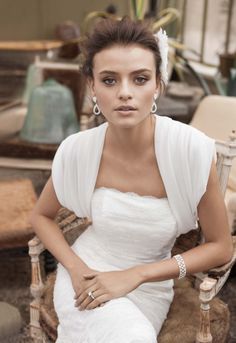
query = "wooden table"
(0, 157, 51, 195)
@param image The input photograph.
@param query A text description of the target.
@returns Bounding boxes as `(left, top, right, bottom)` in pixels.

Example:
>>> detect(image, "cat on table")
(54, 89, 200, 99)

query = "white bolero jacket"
(51, 114, 216, 237)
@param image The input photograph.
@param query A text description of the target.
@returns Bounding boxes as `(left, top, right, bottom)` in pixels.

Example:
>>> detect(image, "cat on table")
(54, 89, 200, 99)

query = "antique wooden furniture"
(190, 95, 236, 233)
(0, 178, 37, 250)
(0, 41, 63, 104)
(29, 134, 236, 343)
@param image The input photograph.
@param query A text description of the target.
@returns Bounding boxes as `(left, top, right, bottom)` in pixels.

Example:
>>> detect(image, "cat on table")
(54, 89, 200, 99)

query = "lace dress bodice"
(70, 187, 178, 332)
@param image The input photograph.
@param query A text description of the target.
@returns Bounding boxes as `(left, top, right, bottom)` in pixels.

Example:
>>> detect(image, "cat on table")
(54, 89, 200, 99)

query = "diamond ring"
(88, 290, 95, 300)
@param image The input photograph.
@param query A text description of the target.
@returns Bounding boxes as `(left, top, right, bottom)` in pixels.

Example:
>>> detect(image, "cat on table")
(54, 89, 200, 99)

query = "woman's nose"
(118, 81, 133, 100)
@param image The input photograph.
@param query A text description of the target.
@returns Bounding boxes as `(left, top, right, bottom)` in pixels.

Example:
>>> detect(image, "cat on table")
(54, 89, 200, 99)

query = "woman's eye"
(102, 78, 116, 85)
(135, 76, 148, 84)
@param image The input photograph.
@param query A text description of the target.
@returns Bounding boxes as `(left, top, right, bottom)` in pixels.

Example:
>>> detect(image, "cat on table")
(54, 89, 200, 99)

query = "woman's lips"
(115, 109, 137, 115)
(115, 106, 137, 115)
(115, 106, 137, 111)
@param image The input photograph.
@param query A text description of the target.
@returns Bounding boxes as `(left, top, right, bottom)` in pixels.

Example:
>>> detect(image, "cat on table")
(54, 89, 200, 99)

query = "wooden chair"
(190, 95, 236, 233)
(29, 133, 236, 343)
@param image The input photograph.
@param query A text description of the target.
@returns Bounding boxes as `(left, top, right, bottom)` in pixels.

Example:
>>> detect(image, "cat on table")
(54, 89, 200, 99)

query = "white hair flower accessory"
(154, 28, 169, 85)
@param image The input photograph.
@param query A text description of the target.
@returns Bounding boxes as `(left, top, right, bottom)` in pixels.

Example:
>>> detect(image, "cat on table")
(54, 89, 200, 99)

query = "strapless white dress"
(54, 187, 178, 343)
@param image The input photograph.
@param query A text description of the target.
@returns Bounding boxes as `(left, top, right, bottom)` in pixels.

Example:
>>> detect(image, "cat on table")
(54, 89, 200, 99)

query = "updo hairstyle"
(81, 17, 165, 91)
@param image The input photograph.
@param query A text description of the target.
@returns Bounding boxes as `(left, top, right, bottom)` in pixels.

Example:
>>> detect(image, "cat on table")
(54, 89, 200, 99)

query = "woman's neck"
(106, 114, 156, 158)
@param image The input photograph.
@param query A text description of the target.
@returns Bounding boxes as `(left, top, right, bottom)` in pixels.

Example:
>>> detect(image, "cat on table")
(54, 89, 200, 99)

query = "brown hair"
(81, 17, 164, 88)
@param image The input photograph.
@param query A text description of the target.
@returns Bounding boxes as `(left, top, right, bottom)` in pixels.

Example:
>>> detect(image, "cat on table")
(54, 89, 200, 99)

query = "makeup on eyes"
(101, 74, 151, 86)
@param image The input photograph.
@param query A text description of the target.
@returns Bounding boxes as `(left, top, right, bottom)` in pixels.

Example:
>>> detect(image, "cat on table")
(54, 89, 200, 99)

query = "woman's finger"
(77, 290, 105, 311)
(75, 286, 99, 307)
(85, 295, 110, 310)
(73, 279, 97, 300)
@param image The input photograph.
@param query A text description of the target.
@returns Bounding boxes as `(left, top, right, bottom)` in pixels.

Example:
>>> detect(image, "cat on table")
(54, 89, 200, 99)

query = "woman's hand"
(74, 267, 142, 311)
(68, 265, 98, 303)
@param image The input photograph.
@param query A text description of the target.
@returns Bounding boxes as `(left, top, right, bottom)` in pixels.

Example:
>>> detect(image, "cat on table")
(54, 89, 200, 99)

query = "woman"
(30, 17, 233, 342)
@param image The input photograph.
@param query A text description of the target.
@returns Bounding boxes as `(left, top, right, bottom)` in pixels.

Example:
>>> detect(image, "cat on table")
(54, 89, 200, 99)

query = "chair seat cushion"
(159, 279, 230, 343)
(0, 178, 37, 248)
(40, 272, 230, 343)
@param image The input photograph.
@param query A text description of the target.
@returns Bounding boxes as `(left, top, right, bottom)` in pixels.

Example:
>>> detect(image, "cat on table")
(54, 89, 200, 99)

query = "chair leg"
(30, 299, 44, 343)
(29, 237, 46, 342)
(195, 277, 217, 343)
(196, 302, 212, 343)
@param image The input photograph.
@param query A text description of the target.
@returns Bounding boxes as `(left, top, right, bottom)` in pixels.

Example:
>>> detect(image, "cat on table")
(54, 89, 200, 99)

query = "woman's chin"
(111, 119, 138, 129)
(108, 115, 150, 129)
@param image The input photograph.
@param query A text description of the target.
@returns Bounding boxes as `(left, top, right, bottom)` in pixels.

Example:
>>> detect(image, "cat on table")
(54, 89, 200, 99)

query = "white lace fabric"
(54, 187, 178, 342)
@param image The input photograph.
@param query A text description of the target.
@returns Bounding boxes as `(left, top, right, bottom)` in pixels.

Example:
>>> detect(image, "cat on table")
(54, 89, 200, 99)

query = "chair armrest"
(28, 208, 91, 290)
(28, 236, 46, 300)
(196, 242, 235, 342)
(194, 236, 236, 287)
(28, 209, 91, 341)
(195, 236, 236, 298)
(28, 235, 46, 255)
(207, 235, 236, 278)
(199, 277, 217, 302)
(55, 207, 92, 234)
(195, 238, 235, 342)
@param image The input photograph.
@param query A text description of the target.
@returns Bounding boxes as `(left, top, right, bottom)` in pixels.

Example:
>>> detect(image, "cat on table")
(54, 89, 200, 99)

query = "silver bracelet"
(173, 254, 186, 279)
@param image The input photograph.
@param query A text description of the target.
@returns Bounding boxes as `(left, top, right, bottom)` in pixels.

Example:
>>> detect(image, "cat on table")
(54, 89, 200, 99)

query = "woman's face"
(89, 44, 159, 129)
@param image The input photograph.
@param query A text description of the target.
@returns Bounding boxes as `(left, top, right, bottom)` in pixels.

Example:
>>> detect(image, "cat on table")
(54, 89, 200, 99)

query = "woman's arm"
(135, 159, 234, 283)
(29, 177, 89, 275)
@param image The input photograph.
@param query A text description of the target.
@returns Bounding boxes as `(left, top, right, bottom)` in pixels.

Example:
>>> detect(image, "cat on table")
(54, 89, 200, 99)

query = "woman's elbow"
(29, 207, 45, 232)
(29, 209, 38, 231)
(221, 239, 234, 264)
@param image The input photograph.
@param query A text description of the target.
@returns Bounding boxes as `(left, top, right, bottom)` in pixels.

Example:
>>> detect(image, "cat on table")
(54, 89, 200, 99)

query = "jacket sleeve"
(51, 134, 79, 211)
(188, 128, 216, 211)
(51, 138, 67, 208)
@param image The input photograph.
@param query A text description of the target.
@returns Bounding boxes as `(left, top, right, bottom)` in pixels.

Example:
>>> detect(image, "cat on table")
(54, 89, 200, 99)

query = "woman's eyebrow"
(99, 68, 152, 75)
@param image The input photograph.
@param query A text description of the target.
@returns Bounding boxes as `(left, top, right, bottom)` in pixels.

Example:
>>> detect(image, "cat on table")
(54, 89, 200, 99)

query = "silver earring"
(92, 96, 101, 116)
(151, 94, 158, 113)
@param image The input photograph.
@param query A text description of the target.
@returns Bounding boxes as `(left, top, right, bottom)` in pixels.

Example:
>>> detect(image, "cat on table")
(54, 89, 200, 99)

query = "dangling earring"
(151, 94, 158, 113)
(92, 96, 101, 116)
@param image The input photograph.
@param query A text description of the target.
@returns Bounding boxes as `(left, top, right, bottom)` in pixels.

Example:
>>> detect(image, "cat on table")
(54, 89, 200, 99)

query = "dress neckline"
(94, 186, 168, 201)
(92, 115, 167, 202)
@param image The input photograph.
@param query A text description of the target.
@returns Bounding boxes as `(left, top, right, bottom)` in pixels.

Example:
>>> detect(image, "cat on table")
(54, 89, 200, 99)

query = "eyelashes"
(101, 76, 150, 86)
(102, 78, 116, 85)
(135, 76, 149, 84)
